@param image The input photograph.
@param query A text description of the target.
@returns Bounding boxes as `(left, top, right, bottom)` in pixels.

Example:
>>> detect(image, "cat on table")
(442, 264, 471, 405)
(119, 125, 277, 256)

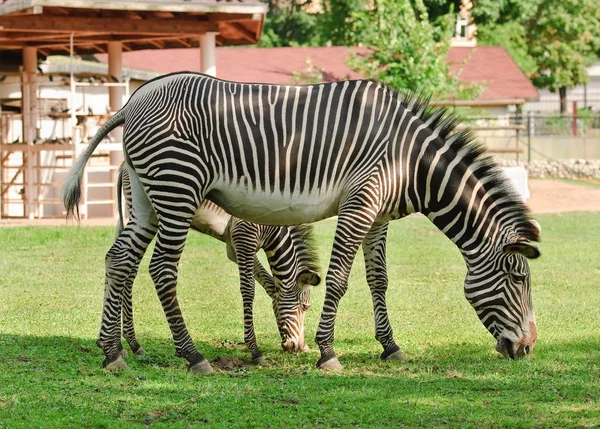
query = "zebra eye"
(510, 273, 526, 283)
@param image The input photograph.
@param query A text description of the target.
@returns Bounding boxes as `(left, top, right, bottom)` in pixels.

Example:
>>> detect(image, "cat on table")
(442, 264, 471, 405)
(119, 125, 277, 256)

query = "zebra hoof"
(380, 344, 404, 361)
(188, 360, 213, 374)
(134, 347, 146, 356)
(382, 349, 405, 361)
(104, 355, 128, 371)
(317, 356, 343, 370)
(252, 355, 266, 365)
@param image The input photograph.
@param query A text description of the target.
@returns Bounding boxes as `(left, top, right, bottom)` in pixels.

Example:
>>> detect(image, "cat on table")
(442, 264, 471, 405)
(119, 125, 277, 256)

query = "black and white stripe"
(63, 73, 541, 371)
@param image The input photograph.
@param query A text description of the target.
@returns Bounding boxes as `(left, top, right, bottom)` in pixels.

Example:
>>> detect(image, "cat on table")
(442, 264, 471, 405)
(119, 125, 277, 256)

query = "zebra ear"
(503, 241, 541, 259)
(298, 269, 321, 287)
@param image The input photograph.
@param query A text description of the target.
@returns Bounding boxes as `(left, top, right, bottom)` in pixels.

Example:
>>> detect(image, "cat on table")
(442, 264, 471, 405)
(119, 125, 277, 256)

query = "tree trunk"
(559, 86, 567, 115)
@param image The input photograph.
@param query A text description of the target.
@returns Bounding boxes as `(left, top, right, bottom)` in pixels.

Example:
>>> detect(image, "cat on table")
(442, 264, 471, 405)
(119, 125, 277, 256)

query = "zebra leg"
(238, 254, 264, 364)
(253, 256, 276, 299)
(363, 222, 404, 361)
(316, 196, 379, 370)
(99, 220, 156, 370)
(149, 219, 213, 374)
(121, 262, 146, 356)
(97, 168, 158, 370)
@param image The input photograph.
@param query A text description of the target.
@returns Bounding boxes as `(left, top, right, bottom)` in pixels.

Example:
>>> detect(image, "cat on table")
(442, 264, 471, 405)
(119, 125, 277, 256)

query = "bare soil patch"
(212, 356, 247, 372)
(527, 179, 600, 214)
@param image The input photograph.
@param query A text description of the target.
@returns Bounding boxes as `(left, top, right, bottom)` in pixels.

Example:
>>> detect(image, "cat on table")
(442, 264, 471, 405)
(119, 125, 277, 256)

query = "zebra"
(117, 164, 320, 365)
(63, 72, 541, 372)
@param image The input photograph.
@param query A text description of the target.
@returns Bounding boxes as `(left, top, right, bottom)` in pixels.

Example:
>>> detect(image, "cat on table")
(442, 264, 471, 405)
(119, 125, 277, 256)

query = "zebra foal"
(63, 73, 541, 372)
(117, 165, 320, 367)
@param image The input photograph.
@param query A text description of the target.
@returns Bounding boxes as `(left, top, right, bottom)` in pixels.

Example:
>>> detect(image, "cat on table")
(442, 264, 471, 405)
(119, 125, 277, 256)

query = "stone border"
(498, 159, 600, 180)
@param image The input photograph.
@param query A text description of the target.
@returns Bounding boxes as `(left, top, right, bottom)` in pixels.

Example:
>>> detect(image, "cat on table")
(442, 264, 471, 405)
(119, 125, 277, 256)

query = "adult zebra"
(117, 165, 320, 367)
(63, 72, 541, 372)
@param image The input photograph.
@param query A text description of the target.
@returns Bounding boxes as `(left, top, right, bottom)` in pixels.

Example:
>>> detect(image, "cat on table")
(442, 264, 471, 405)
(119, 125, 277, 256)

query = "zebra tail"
(62, 109, 126, 221)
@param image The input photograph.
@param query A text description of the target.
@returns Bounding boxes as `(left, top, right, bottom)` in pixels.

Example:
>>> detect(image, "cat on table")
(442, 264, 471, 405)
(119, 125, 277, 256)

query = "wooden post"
(23, 47, 38, 220)
(108, 41, 124, 218)
(199, 32, 217, 76)
(572, 101, 577, 137)
(527, 111, 532, 163)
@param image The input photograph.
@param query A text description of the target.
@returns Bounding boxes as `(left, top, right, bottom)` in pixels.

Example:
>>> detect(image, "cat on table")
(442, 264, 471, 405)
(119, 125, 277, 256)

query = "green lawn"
(0, 213, 599, 428)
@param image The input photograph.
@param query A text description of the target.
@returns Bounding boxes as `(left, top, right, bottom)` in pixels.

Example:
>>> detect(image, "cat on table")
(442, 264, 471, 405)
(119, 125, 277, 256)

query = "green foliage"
(317, 0, 369, 46)
(576, 108, 598, 129)
(258, 2, 319, 47)
(525, 0, 600, 92)
(465, 0, 539, 77)
(470, 0, 538, 26)
(291, 56, 324, 85)
(0, 209, 599, 427)
(422, 0, 460, 21)
(259, 0, 369, 47)
(474, 0, 600, 97)
(348, 0, 480, 99)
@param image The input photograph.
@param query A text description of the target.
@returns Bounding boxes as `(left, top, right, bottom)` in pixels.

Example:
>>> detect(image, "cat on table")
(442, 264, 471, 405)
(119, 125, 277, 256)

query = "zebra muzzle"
(281, 338, 306, 353)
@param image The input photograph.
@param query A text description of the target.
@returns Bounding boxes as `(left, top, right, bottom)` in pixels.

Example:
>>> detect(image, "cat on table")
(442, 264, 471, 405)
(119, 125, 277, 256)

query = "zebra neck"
(425, 190, 516, 267)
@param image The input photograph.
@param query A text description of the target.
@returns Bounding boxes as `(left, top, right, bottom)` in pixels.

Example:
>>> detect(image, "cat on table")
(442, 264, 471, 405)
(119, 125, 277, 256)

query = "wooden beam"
(52, 7, 70, 15)
(0, 15, 219, 35)
(123, 10, 143, 20)
(219, 22, 256, 43)
(176, 38, 192, 48)
(148, 39, 165, 49)
(1, 33, 207, 48)
(150, 11, 175, 19)
(208, 13, 254, 23)
(91, 43, 106, 53)
(2, 35, 210, 54)
(0, 31, 98, 42)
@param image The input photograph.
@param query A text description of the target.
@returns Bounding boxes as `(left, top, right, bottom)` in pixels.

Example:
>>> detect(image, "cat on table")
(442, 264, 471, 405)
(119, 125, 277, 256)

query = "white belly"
(206, 182, 340, 225)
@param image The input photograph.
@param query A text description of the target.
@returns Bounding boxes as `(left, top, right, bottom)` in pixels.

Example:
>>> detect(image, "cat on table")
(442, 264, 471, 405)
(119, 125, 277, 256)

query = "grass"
(0, 213, 599, 428)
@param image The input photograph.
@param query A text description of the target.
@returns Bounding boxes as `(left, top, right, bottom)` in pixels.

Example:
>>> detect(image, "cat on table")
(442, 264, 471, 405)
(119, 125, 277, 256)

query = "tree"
(471, 0, 600, 113)
(259, 0, 369, 47)
(258, 1, 319, 47)
(348, 0, 480, 99)
(317, 0, 368, 46)
(524, 0, 600, 113)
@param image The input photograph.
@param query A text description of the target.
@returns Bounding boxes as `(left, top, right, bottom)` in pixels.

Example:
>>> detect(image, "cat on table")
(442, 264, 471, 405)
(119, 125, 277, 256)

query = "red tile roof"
(97, 45, 538, 101)
(447, 46, 538, 101)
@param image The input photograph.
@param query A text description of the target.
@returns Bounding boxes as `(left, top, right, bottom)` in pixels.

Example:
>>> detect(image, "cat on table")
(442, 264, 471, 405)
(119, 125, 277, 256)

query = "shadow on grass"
(1, 332, 599, 370)
(1, 334, 599, 428)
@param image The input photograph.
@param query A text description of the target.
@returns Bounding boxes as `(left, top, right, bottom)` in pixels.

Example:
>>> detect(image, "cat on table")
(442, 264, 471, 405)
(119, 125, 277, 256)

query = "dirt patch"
(212, 356, 247, 372)
(526, 179, 600, 214)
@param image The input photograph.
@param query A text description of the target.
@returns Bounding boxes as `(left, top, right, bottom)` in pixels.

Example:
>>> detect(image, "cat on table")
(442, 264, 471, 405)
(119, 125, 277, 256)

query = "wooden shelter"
(0, 0, 266, 219)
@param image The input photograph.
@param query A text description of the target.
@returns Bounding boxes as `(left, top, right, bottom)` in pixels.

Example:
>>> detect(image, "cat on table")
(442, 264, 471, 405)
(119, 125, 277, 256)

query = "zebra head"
(464, 222, 541, 359)
(270, 225, 321, 353)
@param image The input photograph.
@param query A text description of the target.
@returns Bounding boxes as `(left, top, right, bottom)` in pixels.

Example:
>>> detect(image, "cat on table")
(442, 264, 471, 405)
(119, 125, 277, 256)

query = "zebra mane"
(394, 89, 540, 243)
(287, 224, 321, 274)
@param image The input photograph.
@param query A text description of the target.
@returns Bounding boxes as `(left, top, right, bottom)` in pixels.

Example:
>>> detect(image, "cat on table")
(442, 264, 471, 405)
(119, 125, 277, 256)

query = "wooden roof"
(0, 0, 266, 56)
